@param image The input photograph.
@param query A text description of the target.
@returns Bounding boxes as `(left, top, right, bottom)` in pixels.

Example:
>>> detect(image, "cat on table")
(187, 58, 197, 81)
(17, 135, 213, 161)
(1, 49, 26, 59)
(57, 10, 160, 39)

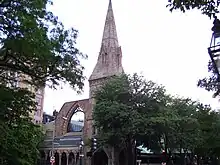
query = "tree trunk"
(126, 140, 135, 165)
(104, 146, 120, 165)
(112, 147, 120, 165)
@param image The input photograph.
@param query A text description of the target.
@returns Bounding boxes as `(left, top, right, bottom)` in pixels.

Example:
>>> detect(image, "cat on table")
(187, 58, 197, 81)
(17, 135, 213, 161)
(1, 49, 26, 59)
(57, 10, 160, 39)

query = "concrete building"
(34, 87, 45, 123)
(5, 72, 45, 124)
(18, 77, 45, 124)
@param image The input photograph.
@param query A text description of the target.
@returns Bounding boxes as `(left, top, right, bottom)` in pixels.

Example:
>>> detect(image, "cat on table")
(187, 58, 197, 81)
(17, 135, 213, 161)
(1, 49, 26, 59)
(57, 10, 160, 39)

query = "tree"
(195, 104, 220, 158)
(168, 98, 200, 154)
(0, 85, 43, 165)
(167, 0, 220, 18)
(197, 62, 220, 97)
(148, 96, 220, 165)
(94, 73, 220, 165)
(147, 97, 200, 165)
(0, 0, 86, 164)
(94, 75, 132, 165)
(94, 74, 167, 165)
(166, 1, 220, 97)
(0, 0, 86, 90)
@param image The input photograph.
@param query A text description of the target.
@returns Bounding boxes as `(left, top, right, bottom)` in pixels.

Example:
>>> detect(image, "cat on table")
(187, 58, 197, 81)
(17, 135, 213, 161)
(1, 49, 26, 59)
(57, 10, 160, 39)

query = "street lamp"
(79, 140, 84, 165)
(50, 116, 67, 165)
(208, 16, 220, 82)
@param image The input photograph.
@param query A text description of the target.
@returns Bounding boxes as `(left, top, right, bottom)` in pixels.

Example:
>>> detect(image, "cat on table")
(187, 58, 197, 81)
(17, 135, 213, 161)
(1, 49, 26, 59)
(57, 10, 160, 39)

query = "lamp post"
(90, 138, 97, 165)
(79, 140, 84, 165)
(50, 123, 55, 165)
(208, 16, 220, 93)
(50, 116, 67, 165)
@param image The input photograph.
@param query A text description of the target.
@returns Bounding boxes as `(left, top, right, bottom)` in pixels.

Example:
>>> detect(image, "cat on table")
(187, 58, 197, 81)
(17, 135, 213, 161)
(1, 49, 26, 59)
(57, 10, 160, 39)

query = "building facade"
(5, 71, 45, 124)
(18, 79, 45, 124)
(34, 87, 45, 123)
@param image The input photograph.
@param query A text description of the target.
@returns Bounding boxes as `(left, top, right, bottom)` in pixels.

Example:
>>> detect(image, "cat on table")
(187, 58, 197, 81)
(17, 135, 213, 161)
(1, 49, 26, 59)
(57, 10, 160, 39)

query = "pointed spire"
(109, 0, 112, 8)
(88, 0, 123, 85)
(101, 0, 119, 48)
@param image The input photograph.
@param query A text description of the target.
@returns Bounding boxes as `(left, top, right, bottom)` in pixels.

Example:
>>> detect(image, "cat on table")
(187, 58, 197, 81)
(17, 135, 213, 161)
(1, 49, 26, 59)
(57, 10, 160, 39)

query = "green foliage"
(0, 0, 86, 164)
(0, 85, 35, 122)
(0, 0, 86, 90)
(0, 121, 43, 165)
(0, 85, 44, 165)
(94, 73, 167, 147)
(167, 0, 220, 18)
(195, 104, 220, 156)
(166, 1, 220, 97)
(197, 61, 220, 97)
(147, 97, 200, 153)
(94, 75, 132, 145)
(94, 74, 169, 165)
(94, 73, 220, 160)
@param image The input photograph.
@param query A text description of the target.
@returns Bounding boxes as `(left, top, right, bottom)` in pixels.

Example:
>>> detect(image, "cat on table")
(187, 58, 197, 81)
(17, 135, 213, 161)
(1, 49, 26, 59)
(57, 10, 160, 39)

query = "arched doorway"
(61, 152, 67, 165)
(68, 152, 75, 165)
(93, 150, 108, 165)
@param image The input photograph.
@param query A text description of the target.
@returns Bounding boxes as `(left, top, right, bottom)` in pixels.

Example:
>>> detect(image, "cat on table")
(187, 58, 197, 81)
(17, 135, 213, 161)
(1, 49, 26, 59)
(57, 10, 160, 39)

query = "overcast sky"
(44, 0, 220, 116)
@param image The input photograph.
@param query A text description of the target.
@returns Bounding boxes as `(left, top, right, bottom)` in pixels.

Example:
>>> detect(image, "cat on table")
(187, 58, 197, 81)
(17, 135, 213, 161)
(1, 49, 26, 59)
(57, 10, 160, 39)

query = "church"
(40, 1, 125, 165)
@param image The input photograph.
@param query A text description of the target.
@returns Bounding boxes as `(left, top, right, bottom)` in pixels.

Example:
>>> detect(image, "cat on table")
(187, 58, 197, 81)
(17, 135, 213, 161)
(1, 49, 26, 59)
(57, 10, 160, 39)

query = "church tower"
(89, 0, 124, 97)
(52, 2, 124, 162)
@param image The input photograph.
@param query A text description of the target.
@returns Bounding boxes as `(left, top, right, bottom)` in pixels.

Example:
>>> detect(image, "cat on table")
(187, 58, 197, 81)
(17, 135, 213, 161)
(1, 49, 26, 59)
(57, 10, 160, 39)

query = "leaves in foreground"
(167, 0, 220, 18)
(0, 85, 44, 165)
(0, 0, 87, 91)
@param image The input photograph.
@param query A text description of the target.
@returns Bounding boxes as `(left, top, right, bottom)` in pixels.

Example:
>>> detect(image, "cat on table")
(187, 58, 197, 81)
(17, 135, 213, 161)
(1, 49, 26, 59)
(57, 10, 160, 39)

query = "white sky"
(44, 0, 220, 117)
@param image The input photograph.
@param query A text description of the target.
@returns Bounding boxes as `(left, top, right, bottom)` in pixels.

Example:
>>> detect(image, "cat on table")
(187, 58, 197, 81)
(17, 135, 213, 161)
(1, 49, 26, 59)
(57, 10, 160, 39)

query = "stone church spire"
(101, 0, 119, 48)
(89, 0, 123, 83)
